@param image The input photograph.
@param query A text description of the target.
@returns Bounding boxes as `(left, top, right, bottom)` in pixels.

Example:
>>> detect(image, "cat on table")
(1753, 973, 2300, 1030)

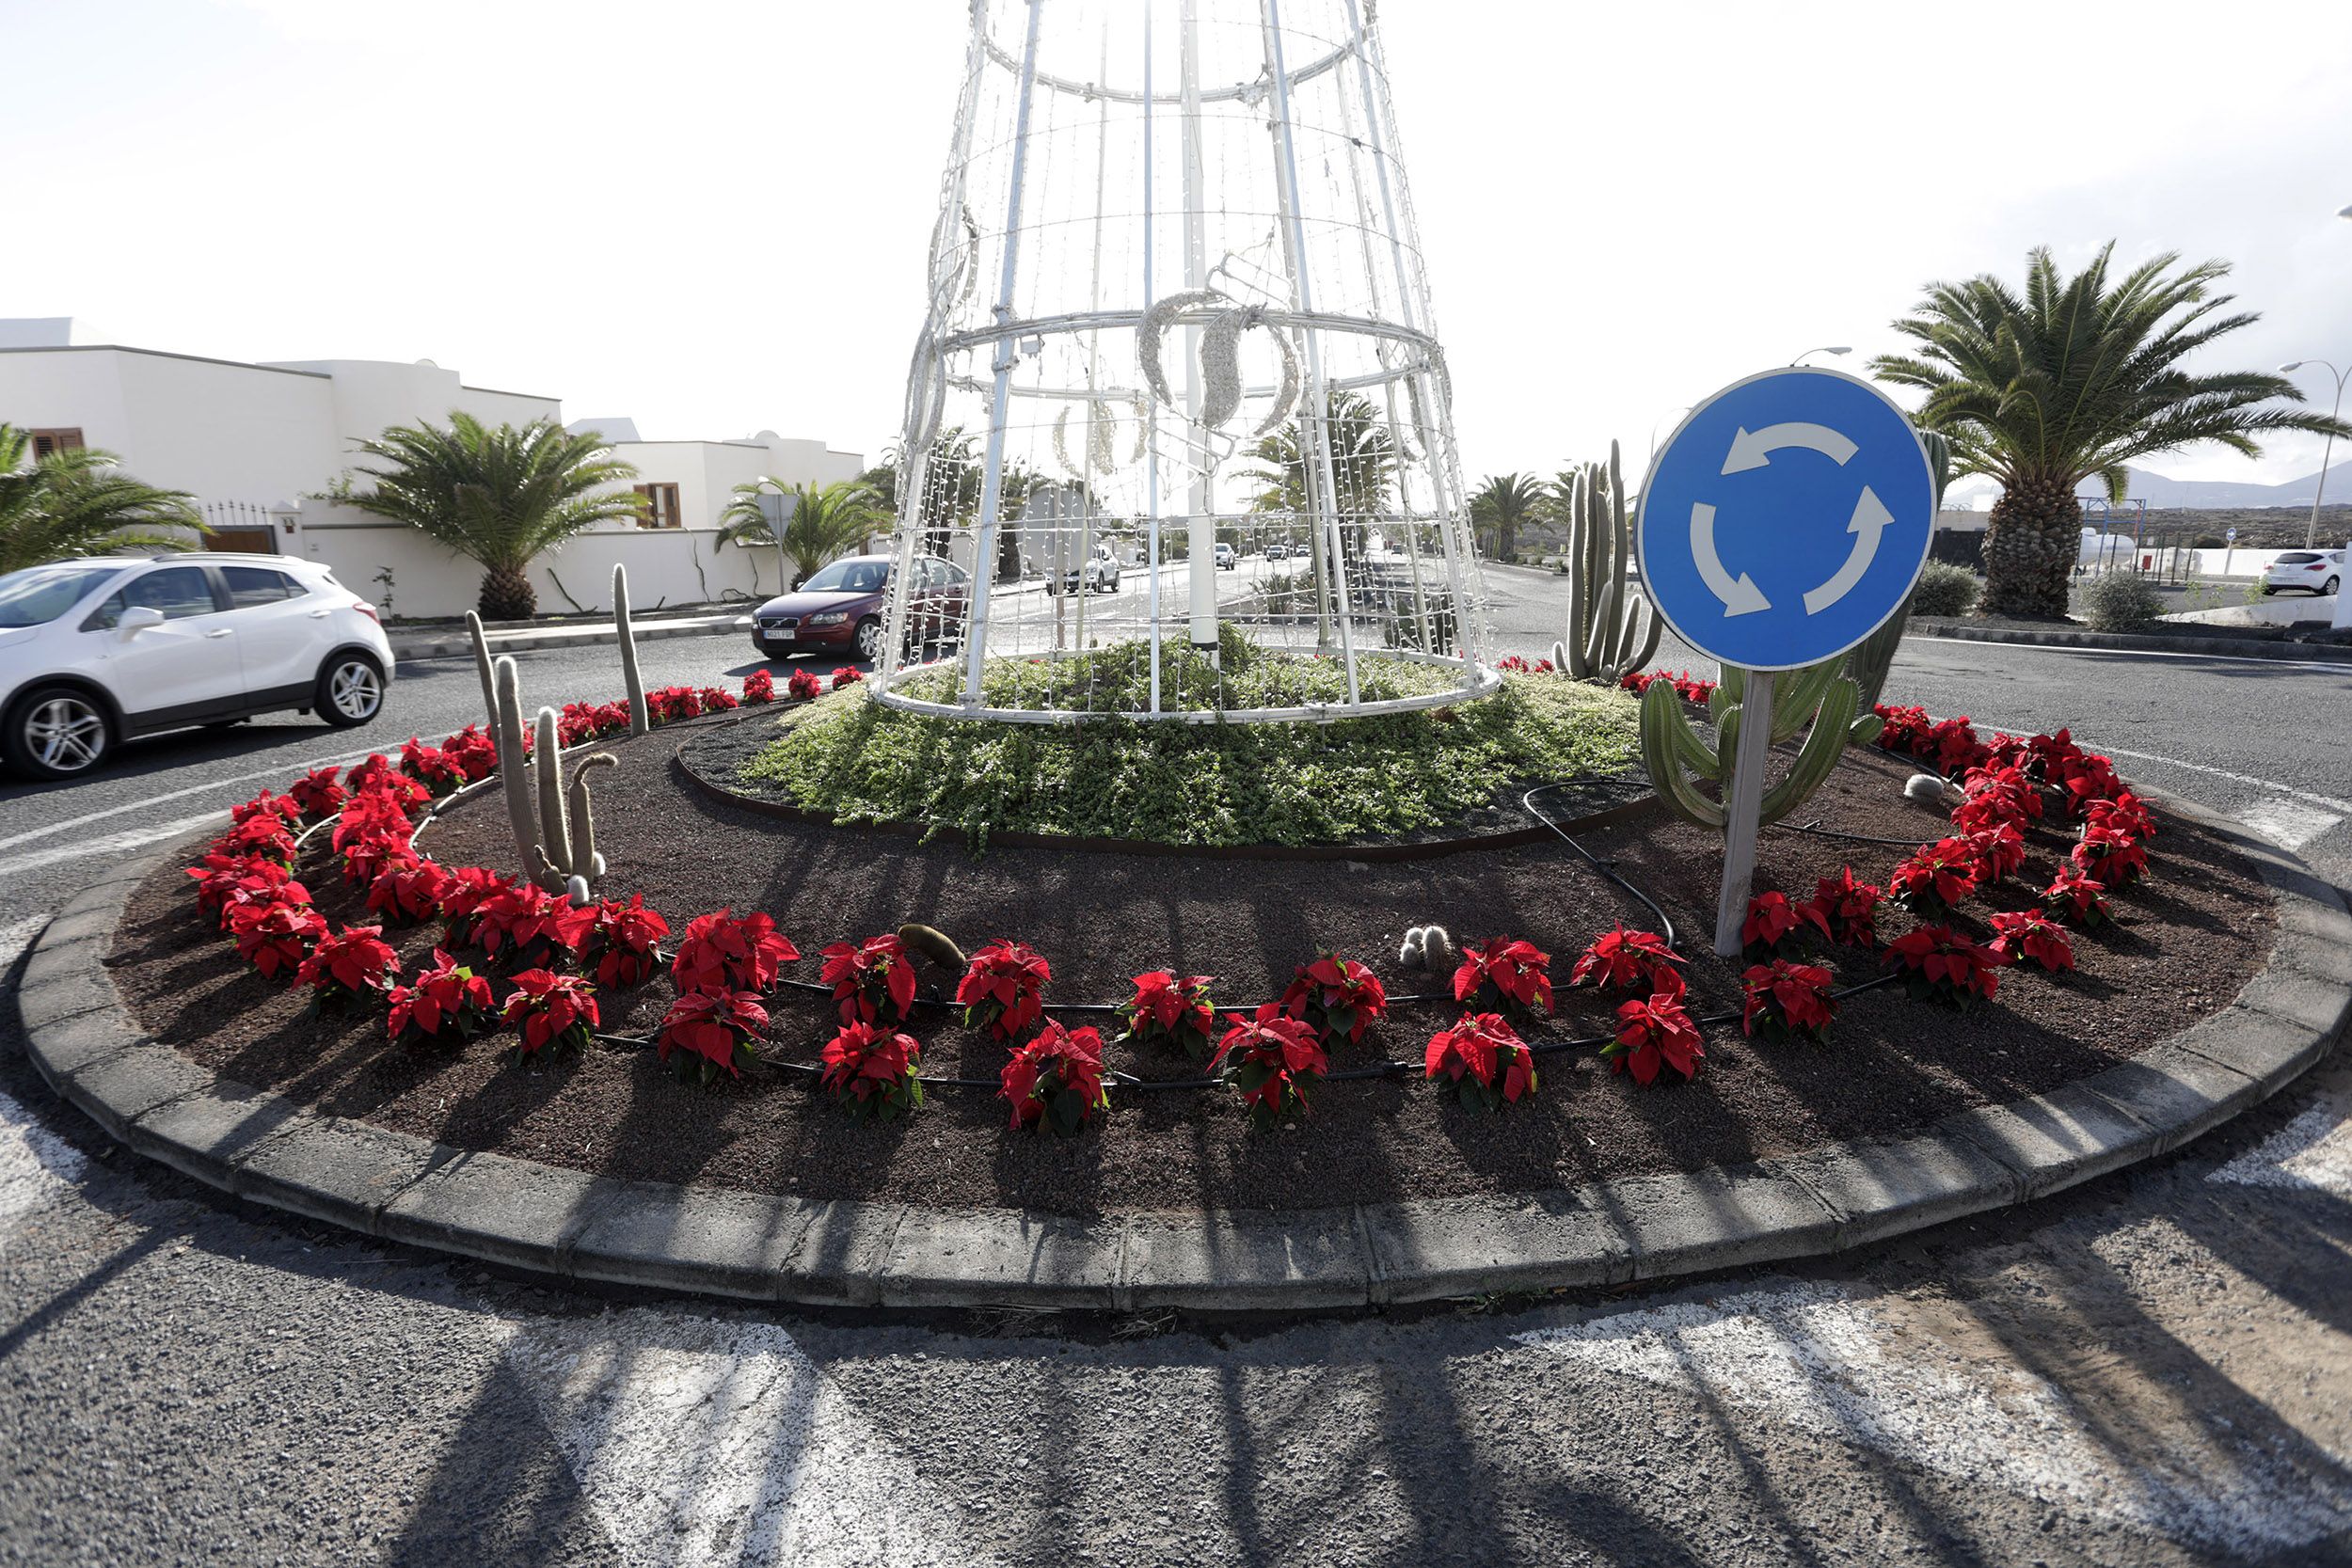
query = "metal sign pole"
(1713, 669, 1776, 957)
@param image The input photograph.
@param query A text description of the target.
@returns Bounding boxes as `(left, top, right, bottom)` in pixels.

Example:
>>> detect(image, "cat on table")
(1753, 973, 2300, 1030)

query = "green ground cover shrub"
(1909, 561, 1983, 618)
(2078, 571, 2166, 631)
(738, 629, 1640, 848)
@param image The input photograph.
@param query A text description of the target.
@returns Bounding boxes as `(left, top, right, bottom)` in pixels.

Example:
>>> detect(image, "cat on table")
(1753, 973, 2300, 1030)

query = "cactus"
(465, 610, 497, 730)
(614, 563, 649, 737)
(1550, 441, 1664, 683)
(1841, 431, 1952, 710)
(490, 654, 612, 895)
(1640, 657, 1883, 833)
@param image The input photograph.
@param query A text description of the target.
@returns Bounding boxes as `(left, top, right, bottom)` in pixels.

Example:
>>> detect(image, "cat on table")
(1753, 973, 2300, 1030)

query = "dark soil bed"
(109, 726, 2276, 1218)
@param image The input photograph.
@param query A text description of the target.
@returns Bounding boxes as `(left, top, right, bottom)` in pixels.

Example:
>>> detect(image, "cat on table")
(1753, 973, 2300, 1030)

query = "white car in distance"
(0, 553, 393, 781)
(2262, 549, 2344, 597)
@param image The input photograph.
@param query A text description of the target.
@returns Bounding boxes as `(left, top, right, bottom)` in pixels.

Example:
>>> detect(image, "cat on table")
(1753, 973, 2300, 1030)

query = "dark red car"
(749, 553, 970, 664)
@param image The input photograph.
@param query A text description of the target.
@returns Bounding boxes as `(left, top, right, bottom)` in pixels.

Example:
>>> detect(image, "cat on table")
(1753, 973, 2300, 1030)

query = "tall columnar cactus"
(466, 610, 498, 730)
(1640, 657, 1883, 832)
(490, 654, 612, 895)
(1550, 440, 1663, 683)
(613, 562, 649, 737)
(1842, 430, 1952, 711)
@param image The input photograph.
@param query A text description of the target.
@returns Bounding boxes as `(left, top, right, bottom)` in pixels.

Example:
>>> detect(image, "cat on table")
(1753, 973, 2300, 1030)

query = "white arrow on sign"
(1802, 484, 1894, 614)
(1721, 422, 1859, 475)
(1690, 502, 1771, 615)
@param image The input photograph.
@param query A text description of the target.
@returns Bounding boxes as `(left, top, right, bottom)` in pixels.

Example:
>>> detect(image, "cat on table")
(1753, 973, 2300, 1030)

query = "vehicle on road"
(1214, 543, 1237, 571)
(0, 553, 392, 781)
(750, 552, 970, 665)
(1265, 542, 1291, 561)
(1055, 545, 1122, 595)
(2262, 549, 2344, 596)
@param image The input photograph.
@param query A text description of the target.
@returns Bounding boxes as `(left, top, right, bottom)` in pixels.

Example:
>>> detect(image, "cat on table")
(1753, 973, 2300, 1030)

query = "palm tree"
(1469, 472, 1543, 562)
(1872, 244, 2352, 618)
(718, 479, 889, 591)
(344, 414, 644, 620)
(1238, 391, 1397, 554)
(0, 424, 204, 574)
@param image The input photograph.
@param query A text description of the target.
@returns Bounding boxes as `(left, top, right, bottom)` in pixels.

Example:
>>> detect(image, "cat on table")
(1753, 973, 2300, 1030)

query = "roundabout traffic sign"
(1637, 367, 1935, 671)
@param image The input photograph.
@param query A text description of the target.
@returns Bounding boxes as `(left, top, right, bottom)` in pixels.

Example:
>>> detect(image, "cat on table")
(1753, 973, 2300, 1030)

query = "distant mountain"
(1947, 460, 2352, 511)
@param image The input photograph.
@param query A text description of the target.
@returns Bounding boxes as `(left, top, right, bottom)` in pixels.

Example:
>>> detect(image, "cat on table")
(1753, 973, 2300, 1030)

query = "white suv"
(0, 553, 393, 780)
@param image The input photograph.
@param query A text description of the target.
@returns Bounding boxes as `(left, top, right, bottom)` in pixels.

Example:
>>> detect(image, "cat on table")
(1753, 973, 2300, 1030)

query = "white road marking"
(505, 1308, 997, 1568)
(0, 1087, 89, 1246)
(0, 749, 375, 854)
(0, 811, 231, 883)
(2235, 798, 2345, 851)
(1514, 1278, 2352, 1552)
(1915, 637, 2352, 675)
(2211, 1097, 2352, 1198)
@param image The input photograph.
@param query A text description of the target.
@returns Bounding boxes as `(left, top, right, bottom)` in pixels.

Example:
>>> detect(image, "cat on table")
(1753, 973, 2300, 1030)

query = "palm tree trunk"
(1983, 479, 2080, 620)
(480, 565, 537, 622)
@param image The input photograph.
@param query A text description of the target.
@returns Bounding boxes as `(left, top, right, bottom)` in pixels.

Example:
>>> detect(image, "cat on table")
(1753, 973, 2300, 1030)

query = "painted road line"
(1513, 1277, 2352, 1553)
(2235, 798, 2346, 852)
(1911, 638, 2352, 675)
(2210, 1092, 2352, 1199)
(0, 810, 230, 883)
(506, 1308, 998, 1568)
(0, 749, 373, 855)
(0, 1086, 89, 1248)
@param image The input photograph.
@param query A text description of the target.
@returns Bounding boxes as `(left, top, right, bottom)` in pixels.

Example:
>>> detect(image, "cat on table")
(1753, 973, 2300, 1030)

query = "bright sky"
(8, 0, 2351, 488)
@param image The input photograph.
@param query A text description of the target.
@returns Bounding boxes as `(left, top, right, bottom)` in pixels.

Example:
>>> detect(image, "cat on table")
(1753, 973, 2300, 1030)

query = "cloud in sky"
(8, 0, 2349, 487)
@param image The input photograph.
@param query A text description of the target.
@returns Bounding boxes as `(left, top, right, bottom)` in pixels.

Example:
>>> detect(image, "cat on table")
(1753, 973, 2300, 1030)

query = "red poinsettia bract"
(818, 1020, 925, 1120)
(654, 987, 768, 1079)
(366, 854, 453, 927)
(1423, 1011, 1538, 1112)
(1451, 936, 1555, 1022)
(787, 667, 823, 701)
(2071, 823, 2149, 889)
(956, 940, 1052, 1041)
(294, 924, 398, 1006)
(741, 669, 776, 705)
(1568, 926, 1685, 996)
(1740, 960, 1837, 1045)
(2041, 865, 2113, 927)
(230, 790, 302, 829)
(819, 933, 918, 1025)
(187, 853, 306, 927)
(831, 665, 864, 689)
(1605, 990, 1705, 1085)
(1119, 971, 1217, 1061)
(1740, 891, 1831, 956)
(229, 900, 326, 981)
(438, 866, 517, 946)
(585, 895, 672, 989)
(672, 909, 799, 994)
(1279, 953, 1388, 1047)
(999, 1021, 1109, 1136)
(1809, 867, 1883, 949)
(1964, 822, 2027, 885)
(1990, 910, 2075, 974)
(1889, 838, 1979, 918)
(473, 882, 596, 967)
(287, 766, 347, 821)
(504, 969, 602, 1058)
(1211, 1004, 1328, 1128)
(1883, 926, 2002, 1008)
(386, 949, 497, 1047)
(2084, 791, 2157, 843)
(213, 812, 298, 867)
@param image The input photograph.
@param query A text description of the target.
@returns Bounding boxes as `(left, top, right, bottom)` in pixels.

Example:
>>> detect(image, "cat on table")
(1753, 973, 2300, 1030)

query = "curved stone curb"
(1910, 617, 2352, 666)
(17, 792, 2348, 1313)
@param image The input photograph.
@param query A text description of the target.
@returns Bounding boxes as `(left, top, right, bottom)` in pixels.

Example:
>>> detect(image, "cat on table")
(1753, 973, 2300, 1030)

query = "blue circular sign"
(1636, 367, 1935, 672)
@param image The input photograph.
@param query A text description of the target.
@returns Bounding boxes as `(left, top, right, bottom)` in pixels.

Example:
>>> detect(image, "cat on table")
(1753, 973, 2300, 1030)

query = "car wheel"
(2325, 576, 2341, 597)
(855, 617, 884, 664)
(315, 652, 386, 728)
(5, 687, 111, 781)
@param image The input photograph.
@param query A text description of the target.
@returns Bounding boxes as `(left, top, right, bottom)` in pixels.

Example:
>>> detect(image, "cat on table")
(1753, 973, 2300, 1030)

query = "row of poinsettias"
(180, 670, 2159, 1137)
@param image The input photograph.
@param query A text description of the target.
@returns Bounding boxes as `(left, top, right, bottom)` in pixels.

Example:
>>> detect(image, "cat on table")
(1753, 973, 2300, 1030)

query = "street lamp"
(1791, 346, 1852, 366)
(2279, 360, 2348, 549)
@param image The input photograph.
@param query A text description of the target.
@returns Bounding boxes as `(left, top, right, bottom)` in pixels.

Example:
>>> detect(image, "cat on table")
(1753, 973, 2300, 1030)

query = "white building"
(0, 318, 866, 618)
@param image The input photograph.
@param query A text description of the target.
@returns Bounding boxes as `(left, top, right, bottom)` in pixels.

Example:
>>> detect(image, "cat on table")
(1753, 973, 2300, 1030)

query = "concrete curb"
(389, 613, 753, 662)
(17, 796, 2347, 1313)
(1909, 618, 2352, 666)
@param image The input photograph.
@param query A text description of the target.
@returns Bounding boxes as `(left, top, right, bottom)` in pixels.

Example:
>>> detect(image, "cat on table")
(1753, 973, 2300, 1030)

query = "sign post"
(1635, 368, 1937, 958)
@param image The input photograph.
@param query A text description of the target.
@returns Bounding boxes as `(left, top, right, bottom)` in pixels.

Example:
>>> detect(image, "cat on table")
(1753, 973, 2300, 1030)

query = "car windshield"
(801, 560, 887, 594)
(0, 563, 122, 627)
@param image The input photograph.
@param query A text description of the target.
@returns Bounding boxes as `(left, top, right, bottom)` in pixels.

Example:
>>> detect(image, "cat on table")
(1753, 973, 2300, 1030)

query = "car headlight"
(804, 612, 850, 626)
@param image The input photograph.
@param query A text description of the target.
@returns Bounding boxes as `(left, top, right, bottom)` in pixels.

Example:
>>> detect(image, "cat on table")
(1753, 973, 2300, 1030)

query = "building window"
(29, 428, 85, 460)
(633, 483, 682, 530)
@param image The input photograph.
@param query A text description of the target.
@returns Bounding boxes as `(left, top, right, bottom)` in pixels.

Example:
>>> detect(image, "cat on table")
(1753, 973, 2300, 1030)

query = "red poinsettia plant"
(1211, 1004, 1328, 1128)
(1451, 936, 1555, 1023)
(583, 895, 672, 989)
(2084, 790, 2157, 843)
(2041, 865, 2114, 928)
(342, 757, 430, 813)
(656, 987, 769, 1080)
(1119, 971, 1217, 1061)
(1740, 891, 1831, 957)
(1883, 925, 2002, 1008)
(1740, 960, 1837, 1045)
(742, 669, 776, 704)
(1567, 926, 1685, 995)
(437, 866, 516, 946)
(956, 940, 1052, 1041)
(787, 667, 823, 701)
(831, 665, 864, 689)
(214, 812, 298, 867)
(819, 1020, 925, 1120)
(1423, 1011, 1538, 1112)
(473, 882, 596, 968)
(1889, 838, 1979, 918)
(1964, 821, 2027, 885)
(1990, 909, 2075, 974)
(1279, 952, 1389, 1047)
(397, 736, 466, 797)
(999, 1020, 1110, 1136)
(2071, 823, 2149, 889)
(1604, 990, 1705, 1085)
(699, 685, 739, 713)
(230, 790, 302, 829)
(386, 948, 497, 1048)
(503, 969, 602, 1058)
(671, 909, 799, 994)
(819, 933, 919, 1025)
(187, 853, 306, 927)
(366, 854, 453, 927)
(1808, 867, 1883, 949)
(294, 924, 399, 1009)
(229, 899, 326, 981)
(287, 765, 347, 821)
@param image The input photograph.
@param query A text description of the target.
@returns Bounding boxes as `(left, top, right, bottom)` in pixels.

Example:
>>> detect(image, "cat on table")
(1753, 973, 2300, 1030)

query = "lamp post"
(2280, 360, 2348, 549)
(1791, 346, 1852, 367)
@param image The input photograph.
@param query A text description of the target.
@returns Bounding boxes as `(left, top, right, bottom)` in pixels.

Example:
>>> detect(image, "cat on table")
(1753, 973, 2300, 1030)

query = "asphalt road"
(2, 574, 2348, 1566)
